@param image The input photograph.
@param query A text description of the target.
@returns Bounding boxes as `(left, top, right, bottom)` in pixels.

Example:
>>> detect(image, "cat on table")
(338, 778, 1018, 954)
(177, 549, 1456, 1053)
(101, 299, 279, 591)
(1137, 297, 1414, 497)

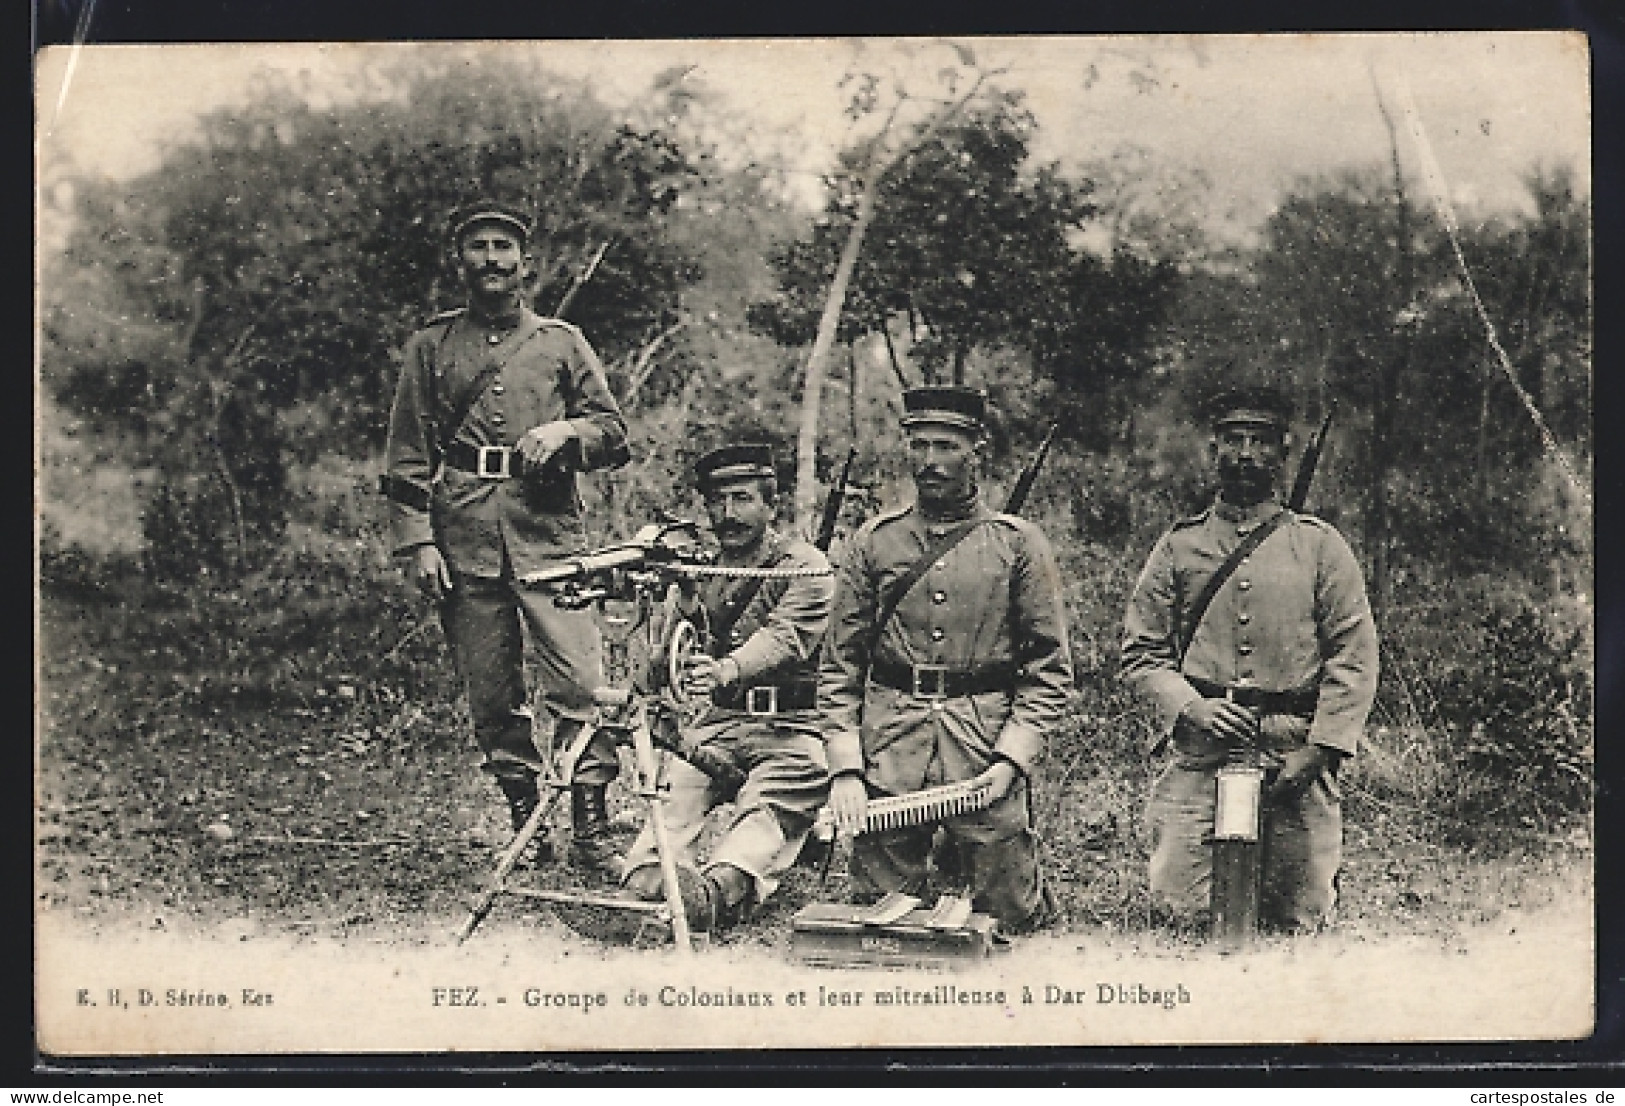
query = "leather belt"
(1188, 676, 1318, 719)
(713, 681, 817, 715)
(868, 659, 1016, 700)
(444, 442, 519, 479)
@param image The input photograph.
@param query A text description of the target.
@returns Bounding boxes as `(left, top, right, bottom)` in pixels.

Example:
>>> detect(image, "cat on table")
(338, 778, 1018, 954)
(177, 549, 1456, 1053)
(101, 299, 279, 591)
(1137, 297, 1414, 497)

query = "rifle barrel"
(815, 447, 858, 551)
(1288, 409, 1335, 512)
(1004, 422, 1059, 515)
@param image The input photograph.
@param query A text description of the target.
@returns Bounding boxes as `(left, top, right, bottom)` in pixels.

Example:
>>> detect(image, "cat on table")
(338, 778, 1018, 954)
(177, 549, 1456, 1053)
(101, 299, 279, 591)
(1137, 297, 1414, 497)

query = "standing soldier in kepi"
(819, 387, 1073, 934)
(382, 201, 631, 879)
(1120, 372, 1379, 933)
(608, 443, 834, 933)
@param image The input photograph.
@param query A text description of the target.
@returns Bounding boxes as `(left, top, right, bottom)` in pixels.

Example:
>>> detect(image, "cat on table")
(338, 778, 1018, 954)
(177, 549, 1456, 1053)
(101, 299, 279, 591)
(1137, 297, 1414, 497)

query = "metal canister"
(1212, 764, 1266, 942)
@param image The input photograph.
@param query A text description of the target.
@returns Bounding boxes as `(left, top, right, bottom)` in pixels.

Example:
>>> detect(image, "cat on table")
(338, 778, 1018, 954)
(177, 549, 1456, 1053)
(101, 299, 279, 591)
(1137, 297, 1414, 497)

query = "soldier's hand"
(829, 773, 869, 837)
(1268, 744, 1335, 802)
(1180, 696, 1260, 747)
(515, 420, 576, 470)
(682, 657, 734, 699)
(972, 758, 1022, 804)
(408, 545, 453, 605)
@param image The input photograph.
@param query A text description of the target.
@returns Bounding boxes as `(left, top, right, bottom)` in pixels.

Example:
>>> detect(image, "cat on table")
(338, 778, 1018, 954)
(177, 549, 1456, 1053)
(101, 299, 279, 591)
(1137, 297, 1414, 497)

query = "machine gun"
(461, 518, 833, 948)
(518, 520, 709, 607)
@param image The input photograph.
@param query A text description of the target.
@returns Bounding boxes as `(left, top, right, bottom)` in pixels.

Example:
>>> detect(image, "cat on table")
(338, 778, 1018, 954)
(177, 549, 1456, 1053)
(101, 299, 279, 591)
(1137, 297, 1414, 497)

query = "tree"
(751, 78, 1179, 516)
(764, 44, 1011, 533)
(1246, 167, 1589, 595)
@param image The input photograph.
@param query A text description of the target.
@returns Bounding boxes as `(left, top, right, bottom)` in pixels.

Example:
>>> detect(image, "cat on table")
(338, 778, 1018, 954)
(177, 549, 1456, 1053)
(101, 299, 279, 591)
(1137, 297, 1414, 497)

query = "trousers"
(849, 775, 1048, 931)
(622, 718, 829, 902)
(1145, 755, 1342, 930)
(440, 571, 618, 786)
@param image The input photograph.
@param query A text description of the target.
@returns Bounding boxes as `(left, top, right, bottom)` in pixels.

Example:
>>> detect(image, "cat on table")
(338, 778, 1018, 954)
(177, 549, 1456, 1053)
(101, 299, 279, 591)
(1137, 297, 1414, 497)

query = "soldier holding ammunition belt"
(382, 201, 631, 878)
(617, 443, 835, 933)
(819, 387, 1073, 933)
(1120, 376, 1379, 932)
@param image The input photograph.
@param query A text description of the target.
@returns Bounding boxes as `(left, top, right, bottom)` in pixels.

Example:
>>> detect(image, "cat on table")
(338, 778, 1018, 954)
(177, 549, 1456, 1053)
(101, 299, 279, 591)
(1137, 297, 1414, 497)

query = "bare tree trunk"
(553, 239, 611, 319)
(207, 390, 250, 573)
(789, 65, 996, 532)
(1369, 84, 1414, 628)
(1476, 355, 1493, 510)
(847, 339, 861, 444)
(793, 179, 878, 533)
(619, 320, 685, 409)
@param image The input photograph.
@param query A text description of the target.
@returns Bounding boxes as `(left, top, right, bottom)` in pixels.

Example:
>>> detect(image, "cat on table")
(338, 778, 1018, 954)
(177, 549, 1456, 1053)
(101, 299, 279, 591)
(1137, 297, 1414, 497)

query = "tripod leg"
(629, 710, 693, 954)
(457, 788, 565, 944)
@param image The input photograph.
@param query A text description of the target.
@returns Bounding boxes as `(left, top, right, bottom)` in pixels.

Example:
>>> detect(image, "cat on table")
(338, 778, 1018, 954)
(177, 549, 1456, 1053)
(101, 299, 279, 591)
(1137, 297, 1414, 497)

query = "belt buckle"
(476, 445, 512, 479)
(911, 664, 949, 700)
(745, 685, 779, 716)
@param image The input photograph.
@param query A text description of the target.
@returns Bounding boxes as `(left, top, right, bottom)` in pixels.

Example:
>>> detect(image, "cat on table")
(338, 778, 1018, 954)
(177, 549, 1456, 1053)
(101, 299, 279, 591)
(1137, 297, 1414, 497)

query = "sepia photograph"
(34, 32, 1594, 1056)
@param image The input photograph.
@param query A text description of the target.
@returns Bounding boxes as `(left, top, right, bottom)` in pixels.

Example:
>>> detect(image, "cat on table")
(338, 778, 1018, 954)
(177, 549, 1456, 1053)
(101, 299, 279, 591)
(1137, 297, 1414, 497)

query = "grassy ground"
(36, 549, 1591, 956)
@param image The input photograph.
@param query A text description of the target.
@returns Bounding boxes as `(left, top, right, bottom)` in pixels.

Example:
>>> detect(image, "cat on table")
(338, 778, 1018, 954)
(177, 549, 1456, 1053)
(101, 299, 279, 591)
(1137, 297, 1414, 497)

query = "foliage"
(748, 98, 1180, 452)
(1433, 599, 1593, 824)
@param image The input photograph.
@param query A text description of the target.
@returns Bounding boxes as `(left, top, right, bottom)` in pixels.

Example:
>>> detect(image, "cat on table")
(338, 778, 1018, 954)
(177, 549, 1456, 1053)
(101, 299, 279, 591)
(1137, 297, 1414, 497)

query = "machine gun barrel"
(519, 544, 651, 588)
(517, 523, 701, 589)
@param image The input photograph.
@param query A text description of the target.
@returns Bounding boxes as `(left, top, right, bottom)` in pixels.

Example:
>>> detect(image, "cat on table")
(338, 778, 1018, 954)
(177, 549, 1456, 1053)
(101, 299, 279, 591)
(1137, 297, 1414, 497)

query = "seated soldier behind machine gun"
(599, 443, 835, 936)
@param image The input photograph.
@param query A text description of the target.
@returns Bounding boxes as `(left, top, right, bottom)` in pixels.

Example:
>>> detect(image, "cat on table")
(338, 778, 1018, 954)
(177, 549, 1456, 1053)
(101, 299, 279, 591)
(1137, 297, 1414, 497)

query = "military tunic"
(384, 305, 630, 783)
(1121, 498, 1379, 928)
(622, 529, 834, 902)
(819, 497, 1073, 928)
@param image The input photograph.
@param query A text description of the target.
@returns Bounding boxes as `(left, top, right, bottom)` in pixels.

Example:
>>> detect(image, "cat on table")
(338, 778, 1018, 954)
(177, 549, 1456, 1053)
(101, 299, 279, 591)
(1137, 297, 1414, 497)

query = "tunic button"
(1238, 612, 1251, 624)
(930, 628, 945, 642)
(487, 332, 502, 345)
(932, 590, 947, 604)
(491, 384, 505, 395)
(1237, 580, 1252, 591)
(492, 414, 505, 425)
(1238, 644, 1254, 655)
(934, 560, 947, 571)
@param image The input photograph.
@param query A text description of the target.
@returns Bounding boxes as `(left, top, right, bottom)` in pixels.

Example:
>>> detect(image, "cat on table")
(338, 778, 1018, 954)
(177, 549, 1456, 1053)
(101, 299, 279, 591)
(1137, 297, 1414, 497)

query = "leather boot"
(703, 863, 754, 932)
(569, 783, 622, 884)
(497, 774, 554, 866)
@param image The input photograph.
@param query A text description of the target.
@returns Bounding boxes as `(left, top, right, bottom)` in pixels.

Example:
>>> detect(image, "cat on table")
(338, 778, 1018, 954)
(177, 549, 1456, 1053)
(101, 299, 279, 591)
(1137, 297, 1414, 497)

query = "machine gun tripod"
(454, 520, 716, 952)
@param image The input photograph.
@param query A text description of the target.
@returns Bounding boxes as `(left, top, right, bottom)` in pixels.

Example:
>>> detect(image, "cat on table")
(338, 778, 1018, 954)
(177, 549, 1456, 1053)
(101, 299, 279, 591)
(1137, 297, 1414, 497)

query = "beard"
(1217, 459, 1279, 505)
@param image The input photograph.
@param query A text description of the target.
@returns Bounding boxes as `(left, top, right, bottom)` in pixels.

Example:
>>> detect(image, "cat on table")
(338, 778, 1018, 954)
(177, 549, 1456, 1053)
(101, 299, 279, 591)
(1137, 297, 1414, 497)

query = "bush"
(1432, 601, 1593, 824)
(1359, 581, 1593, 846)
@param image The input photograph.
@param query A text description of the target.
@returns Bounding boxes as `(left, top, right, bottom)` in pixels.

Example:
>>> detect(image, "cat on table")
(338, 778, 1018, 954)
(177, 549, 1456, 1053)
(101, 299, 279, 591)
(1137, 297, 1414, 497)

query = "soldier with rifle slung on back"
(382, 201, 631, 879)
(818, 387, 1073, 934)
(1120, 367, 1379, 934)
